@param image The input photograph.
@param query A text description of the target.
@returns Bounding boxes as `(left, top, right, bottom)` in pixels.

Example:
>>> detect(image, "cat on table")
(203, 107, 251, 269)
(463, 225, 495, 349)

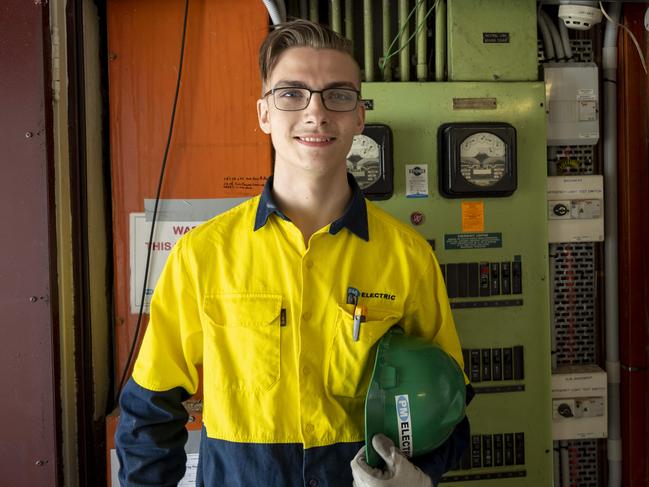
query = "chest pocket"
(201, 293, 282, 393)
(326, 305, 401, 398)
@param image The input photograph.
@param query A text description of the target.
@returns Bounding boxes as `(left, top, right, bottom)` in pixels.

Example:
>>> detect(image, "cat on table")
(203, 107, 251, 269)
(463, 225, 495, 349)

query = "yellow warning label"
(461, 201, 484, 233)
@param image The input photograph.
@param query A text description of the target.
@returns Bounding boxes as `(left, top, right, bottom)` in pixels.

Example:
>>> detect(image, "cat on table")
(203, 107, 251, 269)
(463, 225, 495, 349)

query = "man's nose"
(303, 92, 329, 124)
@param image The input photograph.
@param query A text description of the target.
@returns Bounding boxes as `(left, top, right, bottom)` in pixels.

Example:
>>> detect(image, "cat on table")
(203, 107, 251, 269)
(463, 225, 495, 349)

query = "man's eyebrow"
(325, 81, 359, 90)
(272, 80, 359, 90)
(273, 80, 309, 88)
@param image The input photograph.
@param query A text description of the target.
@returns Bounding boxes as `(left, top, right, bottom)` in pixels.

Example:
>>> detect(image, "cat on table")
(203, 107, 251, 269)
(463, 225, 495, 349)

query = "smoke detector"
(558, 4, 603, 30)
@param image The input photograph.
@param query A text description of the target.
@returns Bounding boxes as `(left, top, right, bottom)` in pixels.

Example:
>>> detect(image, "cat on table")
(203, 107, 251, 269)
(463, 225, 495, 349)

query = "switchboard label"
(483, 32, 510, 43)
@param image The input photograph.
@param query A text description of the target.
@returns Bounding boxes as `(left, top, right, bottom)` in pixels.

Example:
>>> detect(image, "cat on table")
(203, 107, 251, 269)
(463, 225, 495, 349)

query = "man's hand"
(350, 434, 433, 487)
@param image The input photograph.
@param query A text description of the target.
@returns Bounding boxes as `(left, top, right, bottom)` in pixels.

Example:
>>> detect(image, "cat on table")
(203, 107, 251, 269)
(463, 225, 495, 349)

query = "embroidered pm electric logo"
(347, 287, 396, 302)
(395, 394, 413, 457)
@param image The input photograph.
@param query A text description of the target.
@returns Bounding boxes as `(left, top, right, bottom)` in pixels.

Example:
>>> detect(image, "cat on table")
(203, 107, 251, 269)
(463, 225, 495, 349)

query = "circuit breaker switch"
(492, 348, 503, 381)
(504, 433, 514, 465)
(512, 261, 522, 294)
(490, 262, 500, 295)
(515, 432, 525, 465)
(446, 263, 459, 298)
(479, 262, 490, 297)
(471, 435, 482, 468)
(493, 434, 504, 466)
(470, 349, 481, 383)
(503, 348, 513, 381)
(481, 349, 492, 381)
(468, 262, 479, 297)
(513, 345, 524, 380)
(482, 435, 493, 467)
(501, 262, 511, 294)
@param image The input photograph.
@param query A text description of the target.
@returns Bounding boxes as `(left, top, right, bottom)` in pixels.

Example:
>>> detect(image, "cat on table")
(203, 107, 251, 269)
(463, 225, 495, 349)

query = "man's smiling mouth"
(295, 135, 336, 145)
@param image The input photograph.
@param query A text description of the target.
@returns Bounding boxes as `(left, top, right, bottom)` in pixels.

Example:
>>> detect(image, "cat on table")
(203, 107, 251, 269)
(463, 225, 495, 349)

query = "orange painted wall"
(107, 0, 271, 386)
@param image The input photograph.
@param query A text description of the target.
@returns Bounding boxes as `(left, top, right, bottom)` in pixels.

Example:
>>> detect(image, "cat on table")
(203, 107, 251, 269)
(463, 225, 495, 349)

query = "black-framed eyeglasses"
(263, 86, 361, 112)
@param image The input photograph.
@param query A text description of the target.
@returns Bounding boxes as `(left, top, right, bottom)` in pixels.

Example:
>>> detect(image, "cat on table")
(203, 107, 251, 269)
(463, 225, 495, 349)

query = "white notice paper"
(405, 164, 429, 198)
(129, 214, 201, 314)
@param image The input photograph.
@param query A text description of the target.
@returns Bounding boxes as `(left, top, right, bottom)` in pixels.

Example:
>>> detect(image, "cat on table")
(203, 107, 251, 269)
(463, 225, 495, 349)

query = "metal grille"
(550, 243, 597, 365)
(567, 440, 600, 487)
(538, 39, 593, 63)
(547, 145, 596, 175)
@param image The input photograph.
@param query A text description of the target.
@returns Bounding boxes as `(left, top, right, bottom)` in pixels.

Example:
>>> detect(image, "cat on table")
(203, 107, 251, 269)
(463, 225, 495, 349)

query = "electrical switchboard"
(362, 82, 551, 485)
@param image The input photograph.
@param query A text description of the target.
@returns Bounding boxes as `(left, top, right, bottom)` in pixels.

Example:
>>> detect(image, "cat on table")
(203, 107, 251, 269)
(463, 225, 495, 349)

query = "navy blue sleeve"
(115, 378, 191, 487)
(411, 384, 475, 485)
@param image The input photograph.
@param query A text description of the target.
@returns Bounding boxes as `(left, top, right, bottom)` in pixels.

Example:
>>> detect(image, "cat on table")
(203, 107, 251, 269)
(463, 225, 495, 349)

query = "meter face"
(347, 134, 381, 190)
(460, 132, 507, 187)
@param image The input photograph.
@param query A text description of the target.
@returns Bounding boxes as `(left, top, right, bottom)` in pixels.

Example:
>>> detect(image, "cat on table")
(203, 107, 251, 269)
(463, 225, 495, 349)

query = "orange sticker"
(461, 201, 484, 233)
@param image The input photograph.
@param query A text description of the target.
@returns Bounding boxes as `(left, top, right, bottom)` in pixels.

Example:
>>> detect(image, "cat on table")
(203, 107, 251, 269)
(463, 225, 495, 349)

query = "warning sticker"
(461, 201, 484, 233)
(445, 233, 503, 250)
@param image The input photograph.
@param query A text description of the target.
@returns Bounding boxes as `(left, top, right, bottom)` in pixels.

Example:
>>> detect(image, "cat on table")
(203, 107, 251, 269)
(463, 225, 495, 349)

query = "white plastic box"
(544, 62, 599, 146)
(548, 175, 604, 243)
(551, 365, 607, 440)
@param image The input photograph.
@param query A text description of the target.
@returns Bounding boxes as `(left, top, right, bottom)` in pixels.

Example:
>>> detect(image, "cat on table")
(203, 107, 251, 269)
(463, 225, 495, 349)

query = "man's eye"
(277, 89, 306, 98)
(327, 90, 354, 101)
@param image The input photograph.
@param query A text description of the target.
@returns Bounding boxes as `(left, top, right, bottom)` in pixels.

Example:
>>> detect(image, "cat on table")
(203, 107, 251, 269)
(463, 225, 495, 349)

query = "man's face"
(257, 47, 365, 177)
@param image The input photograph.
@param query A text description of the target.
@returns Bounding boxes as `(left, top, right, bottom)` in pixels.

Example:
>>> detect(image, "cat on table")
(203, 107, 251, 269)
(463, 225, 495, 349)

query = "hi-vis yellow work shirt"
(125, 175, 467, 486)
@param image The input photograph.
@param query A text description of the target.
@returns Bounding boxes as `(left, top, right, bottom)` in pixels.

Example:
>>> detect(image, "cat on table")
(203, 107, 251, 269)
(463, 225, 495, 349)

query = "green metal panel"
(362, 82, 552, 485)
(447, 0, 538, 81)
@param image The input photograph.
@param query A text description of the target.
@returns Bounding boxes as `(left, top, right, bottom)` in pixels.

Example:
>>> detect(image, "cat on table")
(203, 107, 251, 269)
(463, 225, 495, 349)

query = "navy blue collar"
(254, 173, 369, 241)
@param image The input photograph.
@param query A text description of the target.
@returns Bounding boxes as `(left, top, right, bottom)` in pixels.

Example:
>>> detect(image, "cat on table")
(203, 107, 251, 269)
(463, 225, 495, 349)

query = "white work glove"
(350, 434, 433, 487)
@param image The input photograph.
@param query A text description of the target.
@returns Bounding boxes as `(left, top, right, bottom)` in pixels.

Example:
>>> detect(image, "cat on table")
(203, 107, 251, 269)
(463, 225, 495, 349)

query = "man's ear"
(354, 102, 365, 135)
(257, 98, 271, 134)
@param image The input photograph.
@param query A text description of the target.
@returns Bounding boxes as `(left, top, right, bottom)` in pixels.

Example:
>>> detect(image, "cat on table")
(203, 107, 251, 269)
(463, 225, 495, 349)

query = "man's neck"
(272, 165, 352, 245)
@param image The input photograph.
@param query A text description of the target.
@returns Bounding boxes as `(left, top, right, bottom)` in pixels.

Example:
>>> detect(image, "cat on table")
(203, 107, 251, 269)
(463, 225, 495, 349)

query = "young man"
(116, 19, 470, 487)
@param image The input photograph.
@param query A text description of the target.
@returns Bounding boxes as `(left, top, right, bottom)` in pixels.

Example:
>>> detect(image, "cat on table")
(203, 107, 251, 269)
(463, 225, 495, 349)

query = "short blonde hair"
(259, 19, 358, 90)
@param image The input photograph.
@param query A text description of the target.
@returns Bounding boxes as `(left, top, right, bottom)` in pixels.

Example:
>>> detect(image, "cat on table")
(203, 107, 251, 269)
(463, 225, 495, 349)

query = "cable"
(262, 0, 283, 25)
(380, 0, 440, 73)
(558, 16, 573, 61)
(540, 9, 565, 61)
(114, 0, 191, 406)
(600, 1, 647, 75)
(538, 7, 556, 62)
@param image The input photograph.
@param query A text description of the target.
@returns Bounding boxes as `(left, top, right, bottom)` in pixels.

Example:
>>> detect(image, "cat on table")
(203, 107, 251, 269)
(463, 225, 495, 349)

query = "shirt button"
(305, 259, 314, 269)
(305, 423, 314, 433)
(302, 366, 310, 375)
(308, 479, 319, 487)
(302, 311, 311, 321)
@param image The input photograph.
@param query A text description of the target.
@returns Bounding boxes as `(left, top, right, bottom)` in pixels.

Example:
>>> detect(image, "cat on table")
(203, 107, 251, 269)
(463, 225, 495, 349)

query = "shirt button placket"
(301, 254, 317, 446)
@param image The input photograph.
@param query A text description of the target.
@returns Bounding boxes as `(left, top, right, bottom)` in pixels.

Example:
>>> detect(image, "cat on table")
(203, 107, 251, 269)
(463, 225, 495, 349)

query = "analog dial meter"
(438, 122, 517, 198)
(347, 135, 381, 190)
(345, 124, 393, 200)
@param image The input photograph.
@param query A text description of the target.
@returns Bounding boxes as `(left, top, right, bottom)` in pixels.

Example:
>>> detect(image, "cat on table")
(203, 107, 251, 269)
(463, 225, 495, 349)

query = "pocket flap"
(203, 293, 282, 327)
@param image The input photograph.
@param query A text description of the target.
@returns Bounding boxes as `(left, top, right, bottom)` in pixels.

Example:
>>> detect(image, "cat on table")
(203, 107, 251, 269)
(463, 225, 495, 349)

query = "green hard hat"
(364, 327, 467, 467)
